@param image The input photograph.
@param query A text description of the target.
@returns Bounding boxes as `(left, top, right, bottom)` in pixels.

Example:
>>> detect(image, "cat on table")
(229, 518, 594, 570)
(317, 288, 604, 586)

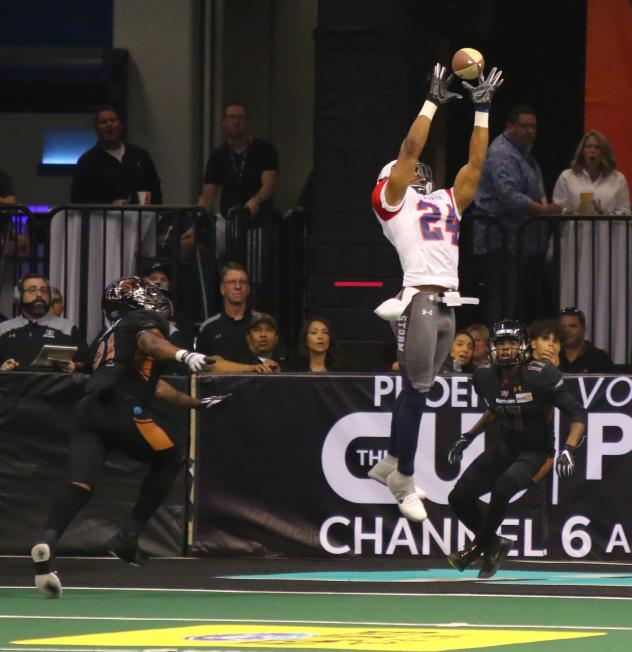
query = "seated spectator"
(553, 130, 631, 215)
(71, 106, 162, 205)
(558, 306, 614, 373)
(529, 318, 562, 366)
(292, 317, 348, 372)
(238, 313, 283, 370)
(439, 330, 475, 374)
(48, 287, 64, 317)
(196, 261, 287, 363)
(0, 169, 17, 204)
(465, 323, 490, 367)
(0, 273, 88, 372)
(143, 262, 195, 349)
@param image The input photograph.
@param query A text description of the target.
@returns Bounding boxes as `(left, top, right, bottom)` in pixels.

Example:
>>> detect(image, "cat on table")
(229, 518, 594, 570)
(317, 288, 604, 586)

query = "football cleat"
(107, 531, 149, 567)
(368, 457, 427, 499)
(447, 542, 482, 572)
(478, 536, 514, 579)
(31, 543, 62, 598)
(386, 470, 428, 521)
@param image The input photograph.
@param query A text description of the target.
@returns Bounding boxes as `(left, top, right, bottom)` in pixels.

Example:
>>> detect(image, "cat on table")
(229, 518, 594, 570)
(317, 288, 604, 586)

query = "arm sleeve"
(530, 362, 587, 425)
(552, 170, 571, 209)
(489, 150, 534, 215)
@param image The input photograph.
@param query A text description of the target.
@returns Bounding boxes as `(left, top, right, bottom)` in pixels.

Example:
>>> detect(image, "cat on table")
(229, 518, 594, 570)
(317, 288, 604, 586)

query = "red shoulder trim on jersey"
(371, 178, 403, 222)
(446, 187, 459, 216)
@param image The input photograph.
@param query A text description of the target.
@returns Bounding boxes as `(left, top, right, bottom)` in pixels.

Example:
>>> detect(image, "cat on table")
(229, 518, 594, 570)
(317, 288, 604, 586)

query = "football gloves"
(462, 67, 504, 107)
(198, 394, 231, 409)
(448, 433, 474, 465)
(427, 63, 463, 105)
(556, 444, 576, 479)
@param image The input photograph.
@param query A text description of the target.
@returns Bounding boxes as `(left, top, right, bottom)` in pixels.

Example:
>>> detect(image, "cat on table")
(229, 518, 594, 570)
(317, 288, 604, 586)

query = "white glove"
(175, 349, 210, 372)
(198, 394, 231, 409)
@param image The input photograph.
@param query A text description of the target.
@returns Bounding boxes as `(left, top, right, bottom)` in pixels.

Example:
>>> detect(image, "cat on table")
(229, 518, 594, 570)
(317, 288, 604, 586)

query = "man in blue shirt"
(471, 106, 562, 324)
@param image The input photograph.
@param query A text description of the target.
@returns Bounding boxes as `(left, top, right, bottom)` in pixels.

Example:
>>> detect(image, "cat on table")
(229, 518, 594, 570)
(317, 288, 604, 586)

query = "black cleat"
(478, 536, 514, 579)
(107, 531, 149, 566)
(447, 542, 482, 572)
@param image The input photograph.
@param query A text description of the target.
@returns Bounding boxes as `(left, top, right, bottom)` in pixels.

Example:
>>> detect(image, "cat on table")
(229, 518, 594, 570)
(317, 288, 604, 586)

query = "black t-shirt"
(0, 170, 15, 198)
(86, 309, 169, 405)
(0, 314, 89, 369)
(559, 340, 615, 374)
(473, 359, 586, 455)
(203, 138, 278, 215)
(71, 143, 163, 204)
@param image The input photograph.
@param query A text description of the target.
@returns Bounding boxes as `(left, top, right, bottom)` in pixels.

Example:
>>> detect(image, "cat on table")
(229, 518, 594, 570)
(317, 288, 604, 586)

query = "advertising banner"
(0, 372, 189, 556)
(192, 373, 632, 561)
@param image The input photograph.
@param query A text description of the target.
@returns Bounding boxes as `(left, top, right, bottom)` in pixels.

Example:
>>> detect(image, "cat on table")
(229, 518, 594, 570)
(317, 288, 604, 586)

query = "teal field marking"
(222, 568, 632, 586)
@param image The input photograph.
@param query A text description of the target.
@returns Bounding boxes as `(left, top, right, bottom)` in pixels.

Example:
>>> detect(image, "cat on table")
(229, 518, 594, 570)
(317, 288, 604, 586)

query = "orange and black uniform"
(448, 358, 586, 549)
(42, 309, 183, 547)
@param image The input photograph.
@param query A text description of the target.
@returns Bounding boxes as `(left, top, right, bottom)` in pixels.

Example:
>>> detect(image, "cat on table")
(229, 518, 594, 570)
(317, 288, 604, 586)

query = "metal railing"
(465, 213, 632, 365)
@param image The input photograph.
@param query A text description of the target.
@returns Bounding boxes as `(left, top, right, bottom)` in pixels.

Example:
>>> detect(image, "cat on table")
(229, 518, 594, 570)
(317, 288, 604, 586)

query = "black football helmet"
(144, 283, 173, 318)
(489, 319, 530, 366)
(103, 276, 157, 320)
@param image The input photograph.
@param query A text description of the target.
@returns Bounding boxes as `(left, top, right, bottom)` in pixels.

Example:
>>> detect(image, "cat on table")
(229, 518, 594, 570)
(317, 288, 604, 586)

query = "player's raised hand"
(176, 349, 212, 373)
(462, 67, 503, 106)
(427, 63, 463, 105)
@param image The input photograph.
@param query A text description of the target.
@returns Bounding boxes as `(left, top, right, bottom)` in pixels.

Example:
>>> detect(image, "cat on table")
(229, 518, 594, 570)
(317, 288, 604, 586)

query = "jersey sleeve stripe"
(371, 179, 404, 221)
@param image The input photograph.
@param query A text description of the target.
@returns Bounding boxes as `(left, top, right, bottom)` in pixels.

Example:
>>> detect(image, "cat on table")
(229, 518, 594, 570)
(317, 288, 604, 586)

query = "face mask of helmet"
(411, 162, 433, 195)
(144, 284, 173, 318)
(489, 320, 530, 366)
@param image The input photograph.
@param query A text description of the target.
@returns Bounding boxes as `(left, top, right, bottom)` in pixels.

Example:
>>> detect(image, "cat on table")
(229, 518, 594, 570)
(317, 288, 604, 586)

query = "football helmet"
(144, 284, 173, 318)
(103, 276, 155, 320)
(489, 319, 530, 366)
(376, 160, 433, 195)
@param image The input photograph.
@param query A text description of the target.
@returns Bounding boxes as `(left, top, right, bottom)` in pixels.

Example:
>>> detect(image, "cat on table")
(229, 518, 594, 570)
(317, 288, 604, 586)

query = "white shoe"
(368, 458, 427, 499)
(32, 542, 62, 599)
(387, 470, 428, 522)
(34, 572, 63, 599)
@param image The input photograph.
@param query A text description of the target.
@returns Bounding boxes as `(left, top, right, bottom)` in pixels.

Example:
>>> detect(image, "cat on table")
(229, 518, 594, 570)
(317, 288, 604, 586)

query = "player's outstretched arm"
(453, 67, 503, 213)
(137, 329, 213, 372)
(385, 63, 462, 206)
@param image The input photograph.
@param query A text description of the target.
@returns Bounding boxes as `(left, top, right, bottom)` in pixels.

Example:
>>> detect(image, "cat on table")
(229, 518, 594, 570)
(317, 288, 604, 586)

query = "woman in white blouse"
(553, 130, 630, 214)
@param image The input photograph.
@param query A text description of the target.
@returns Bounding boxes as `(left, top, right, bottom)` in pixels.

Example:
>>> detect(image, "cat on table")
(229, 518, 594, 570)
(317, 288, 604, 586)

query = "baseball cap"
(143, 262, 170, 278)
(249, 312, 278, 331)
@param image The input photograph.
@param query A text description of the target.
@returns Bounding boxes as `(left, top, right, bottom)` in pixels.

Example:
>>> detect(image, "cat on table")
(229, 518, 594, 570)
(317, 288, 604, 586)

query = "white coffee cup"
(137, 191, 151, 205)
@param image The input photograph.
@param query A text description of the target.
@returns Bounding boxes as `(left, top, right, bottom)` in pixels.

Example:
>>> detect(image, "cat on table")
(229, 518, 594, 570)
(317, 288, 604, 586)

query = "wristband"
(474, 110, 489, 128)
(419, 100, 438, 121)
(175, 349, 188, 362)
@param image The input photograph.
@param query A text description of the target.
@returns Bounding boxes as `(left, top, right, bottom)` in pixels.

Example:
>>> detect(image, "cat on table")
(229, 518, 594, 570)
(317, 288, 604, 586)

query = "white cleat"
(31, 542, 63, 599)
(387, 470, 428, 522)
(368, 458, 427, 499)
(34, 572, 63, 599)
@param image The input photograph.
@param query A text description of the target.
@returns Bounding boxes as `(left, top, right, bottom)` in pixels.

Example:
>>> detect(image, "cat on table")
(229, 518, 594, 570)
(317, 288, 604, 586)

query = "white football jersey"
(371, 179, 461, 289)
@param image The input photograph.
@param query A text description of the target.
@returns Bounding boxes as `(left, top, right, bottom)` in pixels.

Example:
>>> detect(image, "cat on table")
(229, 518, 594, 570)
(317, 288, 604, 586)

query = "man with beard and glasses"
(0, 273, 88, 372)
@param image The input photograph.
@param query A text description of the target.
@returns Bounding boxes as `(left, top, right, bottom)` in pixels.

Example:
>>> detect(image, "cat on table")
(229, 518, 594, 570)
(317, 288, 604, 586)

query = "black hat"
(249, 312, 278, 331)
(144, 262, 170, 279)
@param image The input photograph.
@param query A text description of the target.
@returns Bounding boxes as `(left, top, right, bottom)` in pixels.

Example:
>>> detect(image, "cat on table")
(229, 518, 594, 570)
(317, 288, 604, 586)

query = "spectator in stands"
(553, 130, 630, 215)
(558, 306, 614, 373)
(466, 323, 490, 367)
(196, 261, 287, 363)
(48, 287, 64, 318)
(292, 317, 347, 372)
(0, 169, 16, 204)
(471, 105, 563, 324)
(529, 318, 561, 366)
(142, 263, 195, 349)
(235, 313, 283, 371)
(440, 330, 475, 373)
(0, 273, 88, 372)
(197, 101, 278, 220)
(70, 106, 162, 205)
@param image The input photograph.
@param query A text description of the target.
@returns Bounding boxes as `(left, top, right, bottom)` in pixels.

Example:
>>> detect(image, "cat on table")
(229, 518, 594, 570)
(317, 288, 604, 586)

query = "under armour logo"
(421, 309, 433, 316)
